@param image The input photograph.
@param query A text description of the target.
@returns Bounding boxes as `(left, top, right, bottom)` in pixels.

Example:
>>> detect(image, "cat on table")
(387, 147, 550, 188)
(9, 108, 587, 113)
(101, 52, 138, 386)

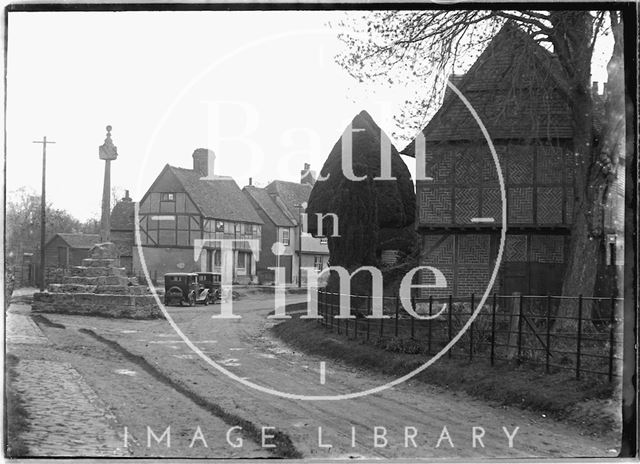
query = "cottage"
(243, 170, 329, 285)
(135, 149, 263, 284)
(265, 179, 330, 284)
(403, 23, 579, 297)
(43, 233, 100, 268)
(243, 185, 296, 284)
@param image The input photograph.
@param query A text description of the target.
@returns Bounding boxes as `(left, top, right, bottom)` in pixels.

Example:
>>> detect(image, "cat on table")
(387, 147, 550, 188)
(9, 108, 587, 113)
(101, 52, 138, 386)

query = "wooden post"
(506, 293, 522, 360)
(546, 295, 552, 373)
(428, 295, 433, 355)
(33, 136, 55, 291)
(491, 293, 496, 366)
(576, 295, 583, 379)
(517, 294, 524, 361)
(395, 294, 399, 337)
(469, 293, 475, 361)
(609, 295, 615, 382)
(448, 294, 453, 358)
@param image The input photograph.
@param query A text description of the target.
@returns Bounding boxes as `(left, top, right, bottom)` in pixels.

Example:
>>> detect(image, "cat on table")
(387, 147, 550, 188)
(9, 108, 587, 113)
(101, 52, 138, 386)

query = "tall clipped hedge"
(307, 110, 416, 291)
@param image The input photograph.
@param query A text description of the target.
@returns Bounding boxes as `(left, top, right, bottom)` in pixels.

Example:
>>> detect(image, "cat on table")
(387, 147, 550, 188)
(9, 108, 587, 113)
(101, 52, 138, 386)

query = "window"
(236, 251, 248, 269)
(282, 228, 290, 245)
(314, 256, 323, 271)
(214, 250, 221, 267)
(161, 192, 175, 202)
(215, 221, 224, 232)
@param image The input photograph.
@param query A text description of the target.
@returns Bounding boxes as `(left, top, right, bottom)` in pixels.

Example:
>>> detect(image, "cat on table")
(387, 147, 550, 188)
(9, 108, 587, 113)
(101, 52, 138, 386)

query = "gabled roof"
(47, 233, 100, 249)
(167, 166, 263, 224)
(110, 199, 135, 231)
(403, 22, 573, 154)
(264, 180, 313, 219)
(243, 186, 295, 228)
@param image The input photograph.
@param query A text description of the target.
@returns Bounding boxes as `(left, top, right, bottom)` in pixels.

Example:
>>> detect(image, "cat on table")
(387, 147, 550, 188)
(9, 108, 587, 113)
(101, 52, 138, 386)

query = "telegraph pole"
(33, 136, 55, 291)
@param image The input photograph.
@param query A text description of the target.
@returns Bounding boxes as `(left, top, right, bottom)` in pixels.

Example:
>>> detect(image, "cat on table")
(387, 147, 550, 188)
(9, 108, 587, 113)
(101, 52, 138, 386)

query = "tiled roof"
(403, 22, 573, 154)
(168, 166, 263, 224)
(110, 199, 135, 231)
(55, 233, 100, 249)
(243, 186, 294, 227)
(264, 180, 313, 219)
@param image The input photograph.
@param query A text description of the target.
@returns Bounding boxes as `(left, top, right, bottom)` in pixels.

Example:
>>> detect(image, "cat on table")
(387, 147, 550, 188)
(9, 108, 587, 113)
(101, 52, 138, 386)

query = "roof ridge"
(401, 22, 570, 154)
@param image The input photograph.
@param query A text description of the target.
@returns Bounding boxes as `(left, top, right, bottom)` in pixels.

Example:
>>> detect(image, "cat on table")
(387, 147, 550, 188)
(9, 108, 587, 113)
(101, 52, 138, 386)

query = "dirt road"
(28, 291, 618, 459)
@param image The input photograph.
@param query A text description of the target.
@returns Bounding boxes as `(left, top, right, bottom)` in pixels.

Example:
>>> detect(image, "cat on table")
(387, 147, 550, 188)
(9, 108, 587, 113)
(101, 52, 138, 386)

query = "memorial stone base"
(33, 243, 163, 319)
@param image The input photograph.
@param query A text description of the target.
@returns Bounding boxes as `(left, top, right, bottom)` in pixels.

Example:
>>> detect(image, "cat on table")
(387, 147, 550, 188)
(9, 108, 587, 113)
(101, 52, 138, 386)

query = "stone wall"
(32, 292, 163, 319)
(32, 244, 164, 320)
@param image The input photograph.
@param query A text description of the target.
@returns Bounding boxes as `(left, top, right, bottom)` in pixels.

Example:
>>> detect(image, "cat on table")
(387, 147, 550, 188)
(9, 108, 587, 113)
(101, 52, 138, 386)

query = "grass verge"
(5, 354, 30, 457)
(271, 317, 619, 438)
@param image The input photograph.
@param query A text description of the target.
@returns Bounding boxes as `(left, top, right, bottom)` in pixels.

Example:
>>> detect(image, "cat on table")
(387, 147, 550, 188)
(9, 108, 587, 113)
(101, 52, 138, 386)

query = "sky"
(6, 10, 613, 221)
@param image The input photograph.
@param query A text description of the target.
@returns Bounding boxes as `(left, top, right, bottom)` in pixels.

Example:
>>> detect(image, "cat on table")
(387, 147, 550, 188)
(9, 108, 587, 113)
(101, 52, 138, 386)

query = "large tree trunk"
(553, 12, 625, 330)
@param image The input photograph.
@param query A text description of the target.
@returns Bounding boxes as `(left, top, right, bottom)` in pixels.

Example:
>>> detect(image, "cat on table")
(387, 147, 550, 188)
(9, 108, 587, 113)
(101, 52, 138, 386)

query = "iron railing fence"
(315, 290, 623, 382)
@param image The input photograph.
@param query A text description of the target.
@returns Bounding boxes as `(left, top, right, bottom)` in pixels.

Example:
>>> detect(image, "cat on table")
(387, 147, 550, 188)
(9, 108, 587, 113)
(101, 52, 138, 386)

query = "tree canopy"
(5, 188, 99, 267)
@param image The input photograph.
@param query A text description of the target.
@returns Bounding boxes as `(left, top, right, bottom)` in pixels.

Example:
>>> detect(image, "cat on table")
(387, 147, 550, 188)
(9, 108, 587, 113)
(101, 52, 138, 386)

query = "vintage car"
(196, 272, 222, 304)
(163, 273, 198, 306)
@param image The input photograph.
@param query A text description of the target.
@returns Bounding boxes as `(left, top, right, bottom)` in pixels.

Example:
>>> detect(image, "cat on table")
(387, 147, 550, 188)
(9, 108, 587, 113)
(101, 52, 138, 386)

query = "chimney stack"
(300, 163, 316, 186)
(192, 148, 215, 177)
(249, 177, 253, 186)
(122, 190, 132, 202)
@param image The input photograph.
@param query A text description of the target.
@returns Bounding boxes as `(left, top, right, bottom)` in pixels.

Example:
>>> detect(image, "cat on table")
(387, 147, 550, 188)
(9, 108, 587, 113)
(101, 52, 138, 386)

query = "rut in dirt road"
(79, 327, 301, 458)
(21, 315, 298, 458)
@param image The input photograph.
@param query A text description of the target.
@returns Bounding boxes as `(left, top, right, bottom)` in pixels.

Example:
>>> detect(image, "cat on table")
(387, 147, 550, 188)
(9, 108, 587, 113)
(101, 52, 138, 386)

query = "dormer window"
(161, 192, 175, 202)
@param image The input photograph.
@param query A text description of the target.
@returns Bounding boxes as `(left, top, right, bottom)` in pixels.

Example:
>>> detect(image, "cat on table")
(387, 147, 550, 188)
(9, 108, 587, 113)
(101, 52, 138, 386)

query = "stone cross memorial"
(99, 125, 118, 243)
(31, 125, 161, 319)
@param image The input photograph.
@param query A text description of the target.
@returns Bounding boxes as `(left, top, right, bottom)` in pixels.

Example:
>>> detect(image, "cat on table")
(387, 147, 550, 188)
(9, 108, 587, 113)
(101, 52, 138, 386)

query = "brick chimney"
(192, 148, 215, 177)
(122, 190, 132, 202)
(300, 163, 316, 186)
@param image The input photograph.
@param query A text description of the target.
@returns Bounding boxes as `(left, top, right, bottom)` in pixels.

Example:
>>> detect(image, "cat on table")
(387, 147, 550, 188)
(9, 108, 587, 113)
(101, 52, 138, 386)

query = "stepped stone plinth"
(33, 242, 162, 319)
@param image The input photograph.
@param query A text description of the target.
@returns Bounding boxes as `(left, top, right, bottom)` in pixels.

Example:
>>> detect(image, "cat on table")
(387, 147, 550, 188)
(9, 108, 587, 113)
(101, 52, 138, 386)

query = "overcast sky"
(6, 10, 613, 221)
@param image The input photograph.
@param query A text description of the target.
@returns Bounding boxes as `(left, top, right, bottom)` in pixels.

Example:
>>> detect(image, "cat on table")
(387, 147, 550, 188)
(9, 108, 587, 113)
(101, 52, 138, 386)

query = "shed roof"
(264, 180, 313, 219)
(243, 186, 295, 227)
(49, 233, 100, 249)
(167, 166, 263, 224)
